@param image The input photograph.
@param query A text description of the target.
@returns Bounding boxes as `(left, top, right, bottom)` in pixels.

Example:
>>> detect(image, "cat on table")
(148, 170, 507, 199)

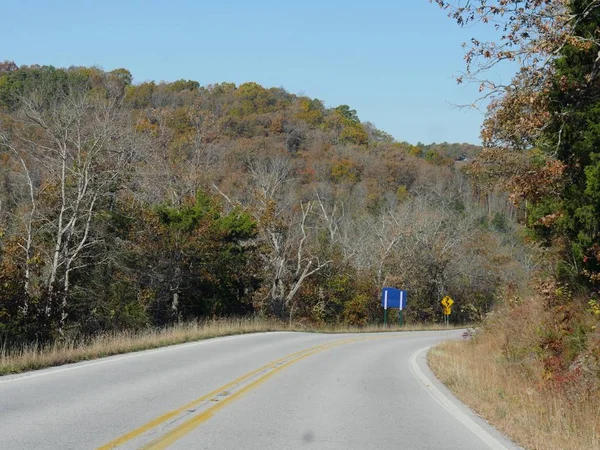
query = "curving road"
(0, 330, 520, 449)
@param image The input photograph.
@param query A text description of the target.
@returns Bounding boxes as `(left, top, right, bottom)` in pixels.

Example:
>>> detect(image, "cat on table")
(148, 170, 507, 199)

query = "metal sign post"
(383, 290, 388, 327)
(398, 290, 405, 327)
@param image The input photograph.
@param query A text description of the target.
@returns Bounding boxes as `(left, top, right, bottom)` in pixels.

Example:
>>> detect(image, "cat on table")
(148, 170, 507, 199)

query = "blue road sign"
(381, 288, 407, 310)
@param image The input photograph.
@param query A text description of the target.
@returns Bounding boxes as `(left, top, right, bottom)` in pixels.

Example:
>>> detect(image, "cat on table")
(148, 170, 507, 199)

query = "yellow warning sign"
(443, 306, 452, 315)
(441, 296, 454, 308)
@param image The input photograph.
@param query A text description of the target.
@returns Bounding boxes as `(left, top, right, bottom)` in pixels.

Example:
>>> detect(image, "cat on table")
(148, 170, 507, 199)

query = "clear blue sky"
(2, 0, 515, 145)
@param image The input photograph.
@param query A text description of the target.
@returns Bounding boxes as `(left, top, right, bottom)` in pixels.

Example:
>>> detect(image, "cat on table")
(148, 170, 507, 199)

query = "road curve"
(0, 330, 520, 449)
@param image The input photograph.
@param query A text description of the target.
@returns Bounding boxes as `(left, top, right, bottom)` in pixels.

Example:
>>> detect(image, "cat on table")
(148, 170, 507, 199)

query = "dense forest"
(0, 62, 529, 343)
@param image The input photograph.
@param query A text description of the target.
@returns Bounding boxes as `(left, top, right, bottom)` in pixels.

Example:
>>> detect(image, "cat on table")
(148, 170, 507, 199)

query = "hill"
(0, 63, 527, 342)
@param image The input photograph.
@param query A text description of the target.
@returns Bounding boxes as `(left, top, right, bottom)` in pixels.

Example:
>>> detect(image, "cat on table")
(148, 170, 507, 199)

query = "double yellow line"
(98, 337, 365, 449)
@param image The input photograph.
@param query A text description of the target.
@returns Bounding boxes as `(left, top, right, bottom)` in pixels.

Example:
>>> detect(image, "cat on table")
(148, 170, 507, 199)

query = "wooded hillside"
(0, 63, 528, 343)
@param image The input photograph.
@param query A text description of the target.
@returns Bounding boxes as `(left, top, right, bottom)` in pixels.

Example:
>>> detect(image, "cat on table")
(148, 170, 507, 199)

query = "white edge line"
(409, 345, 511, 450)
(0, 331, 299, 385)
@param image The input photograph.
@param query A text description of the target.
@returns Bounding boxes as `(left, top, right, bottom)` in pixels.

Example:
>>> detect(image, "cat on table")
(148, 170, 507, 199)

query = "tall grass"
(429, 297, 600, 450)
(0, 318, 455, 376)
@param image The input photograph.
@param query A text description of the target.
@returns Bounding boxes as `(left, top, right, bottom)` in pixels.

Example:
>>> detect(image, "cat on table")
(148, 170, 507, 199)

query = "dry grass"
(429, 300, 600, 450)
(0, 318, 457, 376)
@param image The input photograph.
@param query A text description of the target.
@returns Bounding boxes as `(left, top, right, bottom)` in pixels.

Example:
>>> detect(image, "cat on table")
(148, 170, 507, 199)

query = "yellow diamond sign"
(441, 296, 454, 308)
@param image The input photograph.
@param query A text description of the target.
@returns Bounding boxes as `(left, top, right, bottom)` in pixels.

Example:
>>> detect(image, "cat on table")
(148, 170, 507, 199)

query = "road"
(0, 330, 520, 449)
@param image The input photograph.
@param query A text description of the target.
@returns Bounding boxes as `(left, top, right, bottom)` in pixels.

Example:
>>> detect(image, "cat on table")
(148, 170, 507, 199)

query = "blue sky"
(2, 0, 515, 144)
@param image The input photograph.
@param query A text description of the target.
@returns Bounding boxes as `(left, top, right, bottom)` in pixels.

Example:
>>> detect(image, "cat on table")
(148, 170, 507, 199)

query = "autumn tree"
(123, 191, 258, 325)
(0, 68, 135, 334)
(325, 105, 369, 146)
(245, 156, 332, 319)
(434, 0, 600, 288)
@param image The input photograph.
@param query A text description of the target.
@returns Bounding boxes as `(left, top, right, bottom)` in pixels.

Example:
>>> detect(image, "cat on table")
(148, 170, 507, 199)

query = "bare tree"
(0, 132, 36, 309)
(247, 156, 292, 208)
(5, 82, 134, 330)
(247, 156, 331, 320)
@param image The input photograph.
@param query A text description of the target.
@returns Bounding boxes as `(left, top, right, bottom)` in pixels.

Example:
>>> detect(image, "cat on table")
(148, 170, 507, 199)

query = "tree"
(295, 98, 325, 126)
(326, 105, 368, 146)
(0, 74, 135, 333)
(540, 1, 600, 282)
(108, 68, 133, 87)
(334, 105, 359, 123)
(124, 82, 155, 108)
(127, 191, 258, 324)
(434, 0, 600, 287)
(0, 60, 18, 75)
(247, 156, 332, 319)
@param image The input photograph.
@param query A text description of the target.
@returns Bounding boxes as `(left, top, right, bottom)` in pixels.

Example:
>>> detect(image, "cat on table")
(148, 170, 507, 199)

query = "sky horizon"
(2, 1, 516, 145)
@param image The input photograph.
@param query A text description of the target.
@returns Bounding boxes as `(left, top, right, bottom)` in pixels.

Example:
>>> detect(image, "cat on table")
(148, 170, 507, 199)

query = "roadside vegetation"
(429, 295, 600, 450)
(429, 1, 600, 449)
(0, 318, 458, 375)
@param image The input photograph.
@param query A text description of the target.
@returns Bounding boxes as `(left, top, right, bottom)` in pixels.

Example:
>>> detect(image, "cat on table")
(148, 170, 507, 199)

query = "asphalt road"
(0, 330, 521, 450)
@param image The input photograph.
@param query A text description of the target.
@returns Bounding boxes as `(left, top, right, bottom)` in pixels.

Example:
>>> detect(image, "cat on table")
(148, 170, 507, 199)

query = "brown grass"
(0, 318, 457, 376)
(429, 297, 600, 450)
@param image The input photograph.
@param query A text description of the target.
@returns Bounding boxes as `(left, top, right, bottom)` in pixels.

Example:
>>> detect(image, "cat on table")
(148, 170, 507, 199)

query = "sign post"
(383, 289, 389, 327)
(381, 288, 407, 328)
(398, 289, 405, 326)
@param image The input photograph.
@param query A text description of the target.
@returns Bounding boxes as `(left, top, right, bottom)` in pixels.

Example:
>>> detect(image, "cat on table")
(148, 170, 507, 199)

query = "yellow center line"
(140, 338, 360, 449)
(96, 337, 367, 449)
